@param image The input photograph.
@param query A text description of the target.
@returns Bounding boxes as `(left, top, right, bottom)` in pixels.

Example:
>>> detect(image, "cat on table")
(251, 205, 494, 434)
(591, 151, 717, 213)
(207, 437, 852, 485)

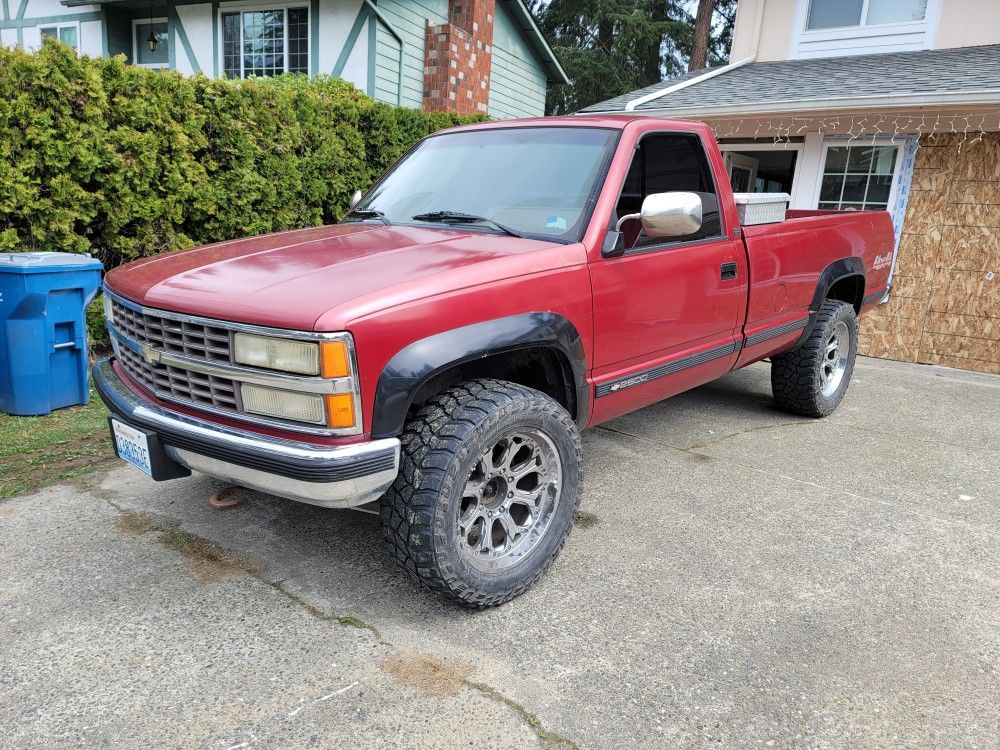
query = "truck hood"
(105, 224, 577, 330)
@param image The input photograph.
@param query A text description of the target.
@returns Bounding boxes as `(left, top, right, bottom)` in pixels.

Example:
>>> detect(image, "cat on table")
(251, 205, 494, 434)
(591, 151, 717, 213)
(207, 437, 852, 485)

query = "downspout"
(624, 0, 766, 113)
(745, 0, 766, 61)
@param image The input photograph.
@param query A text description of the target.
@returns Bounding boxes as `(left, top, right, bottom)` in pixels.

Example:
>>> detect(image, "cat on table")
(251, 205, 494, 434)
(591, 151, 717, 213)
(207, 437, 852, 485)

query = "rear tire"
(381, 378, 582, 607)
(771, 299, 858, 417)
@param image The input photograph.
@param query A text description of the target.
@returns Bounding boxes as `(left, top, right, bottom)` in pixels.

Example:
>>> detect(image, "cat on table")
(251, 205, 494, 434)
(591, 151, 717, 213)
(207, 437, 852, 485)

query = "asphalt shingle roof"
(579, 44, 1000, 114)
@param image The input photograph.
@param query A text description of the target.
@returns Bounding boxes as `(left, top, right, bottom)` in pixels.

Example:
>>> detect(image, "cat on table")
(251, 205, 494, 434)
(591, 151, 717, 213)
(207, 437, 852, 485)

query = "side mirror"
(349, 190, 363, 210)
(616, 191, 703, 239)
(639, 191, 703, 237)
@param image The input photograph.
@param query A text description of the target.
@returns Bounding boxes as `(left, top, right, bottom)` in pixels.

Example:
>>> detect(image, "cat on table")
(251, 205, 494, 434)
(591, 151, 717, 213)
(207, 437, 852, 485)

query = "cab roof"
(443, 114, 710, 134)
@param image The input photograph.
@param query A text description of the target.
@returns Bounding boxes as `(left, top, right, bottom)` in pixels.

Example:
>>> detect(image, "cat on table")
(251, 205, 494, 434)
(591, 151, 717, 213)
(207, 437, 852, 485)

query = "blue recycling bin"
(0, 252, 104, 416)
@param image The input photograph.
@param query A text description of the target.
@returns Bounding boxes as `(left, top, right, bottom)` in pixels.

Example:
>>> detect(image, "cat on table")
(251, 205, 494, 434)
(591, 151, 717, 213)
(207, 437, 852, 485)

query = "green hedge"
(0, 40, 483, 269)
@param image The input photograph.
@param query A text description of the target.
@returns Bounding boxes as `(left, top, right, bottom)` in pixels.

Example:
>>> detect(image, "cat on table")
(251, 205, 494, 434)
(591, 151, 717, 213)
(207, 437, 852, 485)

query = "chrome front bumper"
(93, 358, 400, 508)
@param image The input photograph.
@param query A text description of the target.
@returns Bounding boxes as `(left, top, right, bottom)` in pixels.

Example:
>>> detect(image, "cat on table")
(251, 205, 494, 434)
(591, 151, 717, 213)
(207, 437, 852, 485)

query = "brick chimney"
(423, 0, 495, 115)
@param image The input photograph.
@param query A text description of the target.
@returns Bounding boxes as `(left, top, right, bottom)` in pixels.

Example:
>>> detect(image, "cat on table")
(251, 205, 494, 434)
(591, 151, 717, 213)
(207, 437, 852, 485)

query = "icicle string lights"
(710, 110, 1000, 153)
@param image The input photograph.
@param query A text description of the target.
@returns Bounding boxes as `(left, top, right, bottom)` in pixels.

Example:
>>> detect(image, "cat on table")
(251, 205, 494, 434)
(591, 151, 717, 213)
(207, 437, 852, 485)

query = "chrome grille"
(105, 289, 359, 435)
(110, 299, 231, 363)
(117, 345, 239, 411)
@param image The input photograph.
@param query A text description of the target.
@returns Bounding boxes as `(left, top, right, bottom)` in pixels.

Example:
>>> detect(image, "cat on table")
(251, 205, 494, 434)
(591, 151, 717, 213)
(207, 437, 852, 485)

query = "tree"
(531, 0, 738, 114)
(688, 0, 714, 71)
(706, 0, 738, 67)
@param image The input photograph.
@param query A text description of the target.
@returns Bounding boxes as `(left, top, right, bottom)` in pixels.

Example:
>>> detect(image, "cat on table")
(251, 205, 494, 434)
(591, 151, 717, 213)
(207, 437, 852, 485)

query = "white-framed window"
(809, 135, 917, 285)
(805, 0, 928, 31)
(40, 22, 80, 53)
(793, 0, 941, 58)
(219, 2, 309, 79)
(815, 142, 903, 213)
(132, 17, 169, 69)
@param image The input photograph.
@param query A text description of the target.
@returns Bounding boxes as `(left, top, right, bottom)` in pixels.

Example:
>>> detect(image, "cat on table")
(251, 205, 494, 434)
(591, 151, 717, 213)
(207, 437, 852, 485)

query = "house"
(582, 0, 1000, 375)
(0, 0, 567, 118)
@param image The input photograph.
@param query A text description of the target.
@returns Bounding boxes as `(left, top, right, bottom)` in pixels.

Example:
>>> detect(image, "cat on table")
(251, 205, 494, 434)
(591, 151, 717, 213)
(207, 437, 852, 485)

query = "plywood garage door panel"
(859, 133, 1000, 374)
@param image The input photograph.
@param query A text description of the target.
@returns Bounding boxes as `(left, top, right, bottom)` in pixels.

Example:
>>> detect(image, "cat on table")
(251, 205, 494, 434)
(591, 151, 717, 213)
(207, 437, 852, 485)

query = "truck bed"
(735, 209, 895, 367)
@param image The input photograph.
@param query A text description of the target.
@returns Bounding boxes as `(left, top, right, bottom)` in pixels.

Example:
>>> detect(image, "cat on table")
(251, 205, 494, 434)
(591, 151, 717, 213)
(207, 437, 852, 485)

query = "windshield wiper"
(411, 211, 527, 238)
(343, 207, 390, 225)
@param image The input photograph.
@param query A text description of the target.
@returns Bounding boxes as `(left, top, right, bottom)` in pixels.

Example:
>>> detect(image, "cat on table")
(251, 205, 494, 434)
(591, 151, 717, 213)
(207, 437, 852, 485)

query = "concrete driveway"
(1, 357, 998, 749)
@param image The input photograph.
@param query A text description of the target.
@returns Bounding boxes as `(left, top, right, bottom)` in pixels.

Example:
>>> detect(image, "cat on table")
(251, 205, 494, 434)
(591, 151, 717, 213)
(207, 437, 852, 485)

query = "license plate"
(111, 419, 153, 477)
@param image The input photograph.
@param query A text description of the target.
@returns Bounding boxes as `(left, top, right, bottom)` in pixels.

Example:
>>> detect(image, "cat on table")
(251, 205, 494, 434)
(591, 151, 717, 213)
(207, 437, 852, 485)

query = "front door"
(726, 152, 759, 192)
(589, 133, 747, 420)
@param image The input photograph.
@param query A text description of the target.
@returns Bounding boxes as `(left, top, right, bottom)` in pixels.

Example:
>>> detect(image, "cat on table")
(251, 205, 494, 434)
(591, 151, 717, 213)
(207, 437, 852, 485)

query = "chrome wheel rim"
(457, 429, 562, 572)
(820, 321, 850, 397)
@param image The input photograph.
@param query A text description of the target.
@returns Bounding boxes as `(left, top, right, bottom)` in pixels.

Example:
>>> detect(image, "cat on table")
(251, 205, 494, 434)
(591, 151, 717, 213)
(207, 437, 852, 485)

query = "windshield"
(351, 127, 619, 242)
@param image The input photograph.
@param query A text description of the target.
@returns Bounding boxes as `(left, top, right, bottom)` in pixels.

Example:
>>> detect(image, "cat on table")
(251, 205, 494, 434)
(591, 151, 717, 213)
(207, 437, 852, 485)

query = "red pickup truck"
(95, 115, 894, 606)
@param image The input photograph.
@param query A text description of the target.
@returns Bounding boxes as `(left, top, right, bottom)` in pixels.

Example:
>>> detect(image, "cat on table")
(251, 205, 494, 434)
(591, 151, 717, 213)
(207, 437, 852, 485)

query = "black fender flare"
(371, 312, 589, 438)
(793, 257, 866, 348)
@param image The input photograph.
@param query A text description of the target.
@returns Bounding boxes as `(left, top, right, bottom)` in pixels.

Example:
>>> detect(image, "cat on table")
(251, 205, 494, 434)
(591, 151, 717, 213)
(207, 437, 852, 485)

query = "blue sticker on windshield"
(546, 216, 567, 230)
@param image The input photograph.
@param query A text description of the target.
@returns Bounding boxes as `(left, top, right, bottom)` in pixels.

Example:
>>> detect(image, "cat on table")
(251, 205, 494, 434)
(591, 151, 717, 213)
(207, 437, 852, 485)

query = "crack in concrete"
(465, 679, 579, 749)
(97, 494, 578, 750)
(599, 419, 817, 454)
(680, 420, 813, 451)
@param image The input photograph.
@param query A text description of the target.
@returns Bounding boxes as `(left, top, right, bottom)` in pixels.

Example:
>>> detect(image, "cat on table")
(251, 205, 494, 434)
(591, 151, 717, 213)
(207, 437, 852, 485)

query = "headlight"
(234, 332, 359, 431)
(234, 333, 320, 375)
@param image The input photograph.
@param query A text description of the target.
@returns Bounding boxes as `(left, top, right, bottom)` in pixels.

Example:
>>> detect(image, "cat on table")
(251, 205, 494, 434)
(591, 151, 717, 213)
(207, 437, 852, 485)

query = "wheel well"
(407, 347, 577, 423)
(826, 274, 865, 313)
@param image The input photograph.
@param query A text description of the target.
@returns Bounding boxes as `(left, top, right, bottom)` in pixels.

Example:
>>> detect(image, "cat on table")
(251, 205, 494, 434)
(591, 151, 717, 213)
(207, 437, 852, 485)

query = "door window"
(616, 134, 723, 249)
(133, 20, 169, 68)
(726, 153, 759, 192)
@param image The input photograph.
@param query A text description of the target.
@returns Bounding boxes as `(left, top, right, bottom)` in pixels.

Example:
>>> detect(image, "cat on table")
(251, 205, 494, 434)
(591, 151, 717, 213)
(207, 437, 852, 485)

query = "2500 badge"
(872, 252, 892, 271)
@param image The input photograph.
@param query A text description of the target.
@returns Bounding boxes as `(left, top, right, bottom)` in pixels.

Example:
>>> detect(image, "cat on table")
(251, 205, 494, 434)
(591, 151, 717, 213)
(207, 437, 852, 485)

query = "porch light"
(146, 7, 158, 52)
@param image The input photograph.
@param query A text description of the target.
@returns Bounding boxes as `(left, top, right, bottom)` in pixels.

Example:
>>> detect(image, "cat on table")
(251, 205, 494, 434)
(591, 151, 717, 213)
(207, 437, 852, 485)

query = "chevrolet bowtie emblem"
(142, 345, 161, 365)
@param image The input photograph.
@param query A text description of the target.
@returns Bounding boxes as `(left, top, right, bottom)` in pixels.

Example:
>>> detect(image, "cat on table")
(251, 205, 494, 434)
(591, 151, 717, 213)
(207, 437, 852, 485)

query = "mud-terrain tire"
(380, 379, 583, 607)
(771, 299, 858, 418)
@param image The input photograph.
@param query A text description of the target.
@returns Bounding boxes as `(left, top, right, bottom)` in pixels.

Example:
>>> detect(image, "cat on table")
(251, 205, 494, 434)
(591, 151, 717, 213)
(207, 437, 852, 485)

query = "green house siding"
(4, 0, 555, 117)
(373, 0, 447, 109)
(488, 0, 546, 119)
(373, 18, 401, 104)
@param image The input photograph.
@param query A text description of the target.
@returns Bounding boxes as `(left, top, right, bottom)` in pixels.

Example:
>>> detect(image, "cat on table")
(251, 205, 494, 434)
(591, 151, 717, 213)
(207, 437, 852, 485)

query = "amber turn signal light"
(320, 340, 351, 378)
(324, 393, 356, 429)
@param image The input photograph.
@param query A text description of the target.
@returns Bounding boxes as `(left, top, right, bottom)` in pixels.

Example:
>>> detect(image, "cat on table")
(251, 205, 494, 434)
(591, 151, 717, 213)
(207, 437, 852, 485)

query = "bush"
(0, 40, 483, 269)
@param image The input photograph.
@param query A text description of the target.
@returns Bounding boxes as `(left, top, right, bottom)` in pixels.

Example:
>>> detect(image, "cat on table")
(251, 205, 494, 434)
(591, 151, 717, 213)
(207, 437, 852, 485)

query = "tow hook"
(208, 486, 248, 510)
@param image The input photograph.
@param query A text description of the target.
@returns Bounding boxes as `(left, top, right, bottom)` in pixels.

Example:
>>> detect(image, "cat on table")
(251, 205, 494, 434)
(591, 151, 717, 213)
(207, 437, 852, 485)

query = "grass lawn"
(0, 387, 116, 500)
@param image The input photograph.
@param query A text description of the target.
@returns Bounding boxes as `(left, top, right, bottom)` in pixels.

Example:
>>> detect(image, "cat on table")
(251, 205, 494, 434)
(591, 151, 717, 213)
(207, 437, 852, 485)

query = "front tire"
(771, 299, 858, 417)
(381, 379, 583, 607)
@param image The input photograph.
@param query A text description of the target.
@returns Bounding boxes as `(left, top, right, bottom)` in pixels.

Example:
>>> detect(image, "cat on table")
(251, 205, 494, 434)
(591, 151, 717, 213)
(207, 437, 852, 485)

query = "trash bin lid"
(0, 252, 103, 273)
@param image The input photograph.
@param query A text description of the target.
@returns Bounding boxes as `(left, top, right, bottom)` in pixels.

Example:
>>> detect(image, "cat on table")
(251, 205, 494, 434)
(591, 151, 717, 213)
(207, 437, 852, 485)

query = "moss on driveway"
(0, 387, 115, 500)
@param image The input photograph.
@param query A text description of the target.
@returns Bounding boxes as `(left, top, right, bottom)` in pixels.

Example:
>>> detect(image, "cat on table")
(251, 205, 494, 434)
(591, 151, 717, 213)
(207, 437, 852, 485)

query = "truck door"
(588, 132, 747, 421)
